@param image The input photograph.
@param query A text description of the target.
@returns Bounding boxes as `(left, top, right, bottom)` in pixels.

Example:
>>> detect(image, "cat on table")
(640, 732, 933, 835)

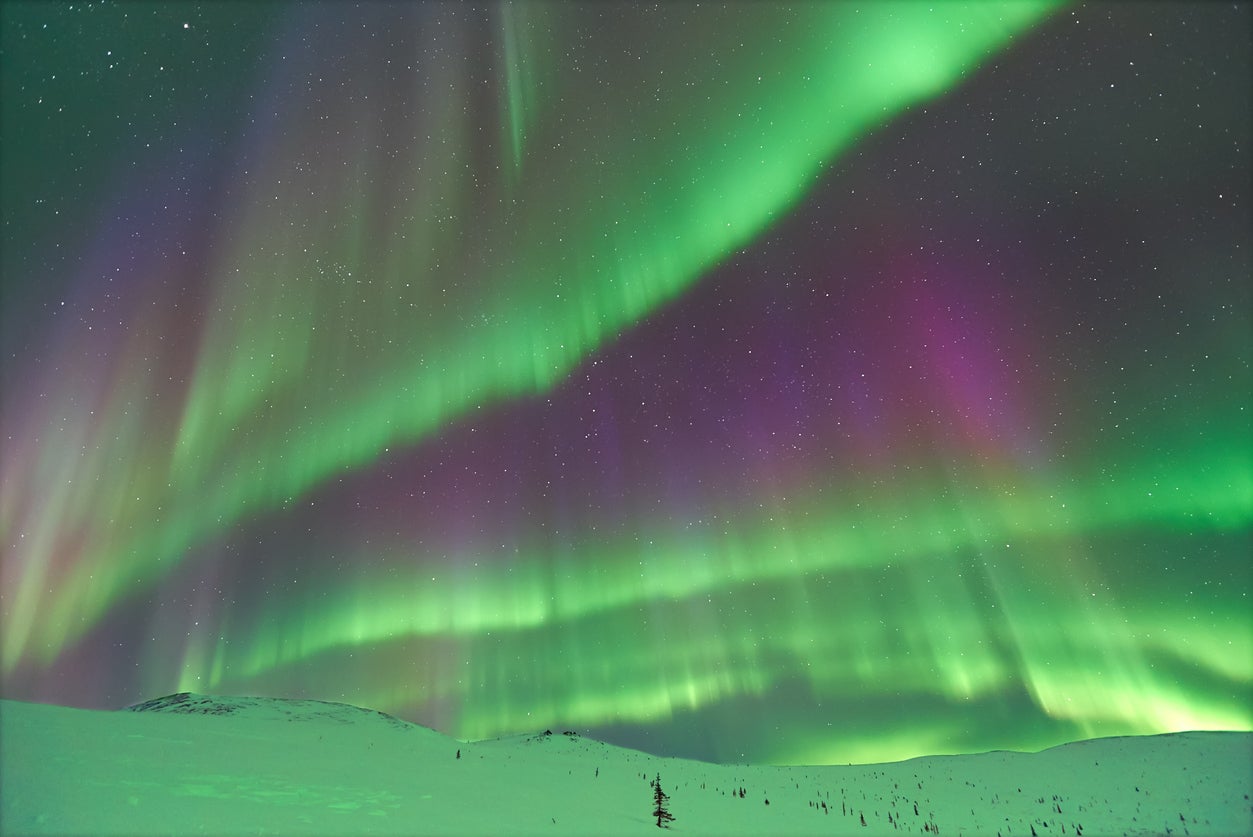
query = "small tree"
(652, 773, 675, 828)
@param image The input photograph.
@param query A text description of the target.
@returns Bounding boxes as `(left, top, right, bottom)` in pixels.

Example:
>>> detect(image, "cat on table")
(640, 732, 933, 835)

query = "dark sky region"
(1, 1, 1248, 765)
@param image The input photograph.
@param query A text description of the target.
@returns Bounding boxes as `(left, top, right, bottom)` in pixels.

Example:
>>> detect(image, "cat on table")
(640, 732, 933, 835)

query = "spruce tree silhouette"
(652, 773, 675, 828)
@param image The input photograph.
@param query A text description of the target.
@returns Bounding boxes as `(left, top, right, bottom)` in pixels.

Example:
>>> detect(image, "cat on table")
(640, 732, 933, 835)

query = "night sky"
(2, 1, 1249, 766)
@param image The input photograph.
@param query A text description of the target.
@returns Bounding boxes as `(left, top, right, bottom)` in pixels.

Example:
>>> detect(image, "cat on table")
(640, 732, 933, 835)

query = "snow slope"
(1, 694, 1249, 836)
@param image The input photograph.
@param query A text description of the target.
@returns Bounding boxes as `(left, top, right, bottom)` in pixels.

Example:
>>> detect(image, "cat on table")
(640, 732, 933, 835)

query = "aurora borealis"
(1, 0, 1249, 767)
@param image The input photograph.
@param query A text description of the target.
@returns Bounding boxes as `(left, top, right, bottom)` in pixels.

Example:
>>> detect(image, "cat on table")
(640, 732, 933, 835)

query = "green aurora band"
(5, 1, 1063, 668)
(174, 448, 1251, 764)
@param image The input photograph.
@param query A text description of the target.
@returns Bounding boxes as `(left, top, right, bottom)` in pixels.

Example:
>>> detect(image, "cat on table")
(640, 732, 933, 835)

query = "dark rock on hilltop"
(124, 692, 417, 732)
(127, 692, 237, 715)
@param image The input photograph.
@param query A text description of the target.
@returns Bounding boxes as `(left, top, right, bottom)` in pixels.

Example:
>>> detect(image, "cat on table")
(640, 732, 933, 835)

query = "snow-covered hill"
(1, 694, 1249, 836)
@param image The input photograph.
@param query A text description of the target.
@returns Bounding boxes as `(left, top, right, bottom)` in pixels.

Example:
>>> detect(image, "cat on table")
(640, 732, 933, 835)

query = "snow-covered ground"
(1, 694, 1248, 836)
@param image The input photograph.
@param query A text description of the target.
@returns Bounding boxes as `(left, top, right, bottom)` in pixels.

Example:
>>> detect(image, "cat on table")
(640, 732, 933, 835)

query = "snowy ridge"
(2, 696, 1250, 836)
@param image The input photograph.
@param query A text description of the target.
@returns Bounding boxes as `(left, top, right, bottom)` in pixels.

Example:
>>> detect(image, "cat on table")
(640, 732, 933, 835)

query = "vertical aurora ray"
(3, 1, 1250, 766)
(498, 0, 555, 183)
